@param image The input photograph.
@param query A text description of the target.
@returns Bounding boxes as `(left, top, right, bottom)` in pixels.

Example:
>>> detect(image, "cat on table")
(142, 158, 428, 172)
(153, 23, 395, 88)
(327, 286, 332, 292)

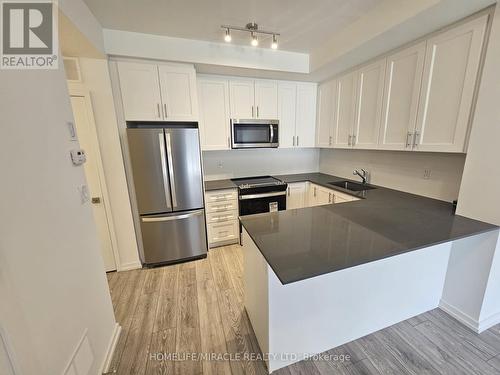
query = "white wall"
(440, 2, 500, 333)
(77, 58, 141, 271)
(202, 149, 319, 180)
(0, 64, 116, 373)
(319, 149, 466, 201)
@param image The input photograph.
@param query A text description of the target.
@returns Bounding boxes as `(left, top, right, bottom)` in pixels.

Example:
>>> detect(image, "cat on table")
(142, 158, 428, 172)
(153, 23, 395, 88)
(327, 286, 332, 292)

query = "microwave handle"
(270, 124, 274, 143)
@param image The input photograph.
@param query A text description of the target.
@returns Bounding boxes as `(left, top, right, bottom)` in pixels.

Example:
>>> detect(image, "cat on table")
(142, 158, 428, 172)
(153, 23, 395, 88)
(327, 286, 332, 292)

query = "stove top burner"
(231, 176, 285, 189)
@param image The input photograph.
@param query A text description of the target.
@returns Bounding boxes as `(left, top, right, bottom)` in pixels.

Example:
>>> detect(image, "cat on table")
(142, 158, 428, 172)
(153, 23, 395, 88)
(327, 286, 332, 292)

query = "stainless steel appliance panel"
(164, 128, 204, 211)
(231, 119, 279, 148)
(127, 128, 172, 215)
(140, 209, 207, 264)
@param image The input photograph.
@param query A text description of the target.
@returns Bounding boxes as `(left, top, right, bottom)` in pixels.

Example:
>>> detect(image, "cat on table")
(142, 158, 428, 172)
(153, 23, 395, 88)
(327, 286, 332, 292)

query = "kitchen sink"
(328, 180, 377, 192)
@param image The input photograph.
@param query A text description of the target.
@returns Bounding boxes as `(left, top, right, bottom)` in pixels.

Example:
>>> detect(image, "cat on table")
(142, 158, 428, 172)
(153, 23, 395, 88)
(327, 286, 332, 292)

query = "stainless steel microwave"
(231, 119, 279, 149)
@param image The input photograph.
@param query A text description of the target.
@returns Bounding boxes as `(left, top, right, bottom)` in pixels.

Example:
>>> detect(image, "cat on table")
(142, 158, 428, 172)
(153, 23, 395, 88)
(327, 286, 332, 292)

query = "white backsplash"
(319, 149, 466, 202)
(202, 148, 319, 180)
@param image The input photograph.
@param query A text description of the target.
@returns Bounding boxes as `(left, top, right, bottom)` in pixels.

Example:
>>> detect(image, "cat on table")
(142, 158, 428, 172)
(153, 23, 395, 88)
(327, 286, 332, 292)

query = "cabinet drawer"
(207, 210, 239, 224)
(207, 221, 239, 244)
(205, 189, 237, 203)
(206, 200, 238, 213)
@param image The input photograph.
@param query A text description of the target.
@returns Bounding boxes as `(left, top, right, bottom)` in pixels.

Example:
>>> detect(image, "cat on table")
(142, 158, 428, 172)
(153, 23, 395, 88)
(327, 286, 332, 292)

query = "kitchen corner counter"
(239, 172, 498, 285)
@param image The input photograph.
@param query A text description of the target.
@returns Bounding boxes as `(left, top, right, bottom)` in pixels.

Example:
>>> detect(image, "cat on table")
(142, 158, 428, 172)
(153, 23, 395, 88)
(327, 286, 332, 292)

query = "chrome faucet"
(353, 169, 368, 184)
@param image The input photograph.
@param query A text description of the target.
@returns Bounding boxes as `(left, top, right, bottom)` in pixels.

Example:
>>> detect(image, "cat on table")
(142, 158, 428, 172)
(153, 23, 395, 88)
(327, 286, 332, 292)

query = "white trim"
(99, 323, 122, 374)
(119, 261, 142, 271)
(439, 299, 481, 332)
(478, 311, 500, 332)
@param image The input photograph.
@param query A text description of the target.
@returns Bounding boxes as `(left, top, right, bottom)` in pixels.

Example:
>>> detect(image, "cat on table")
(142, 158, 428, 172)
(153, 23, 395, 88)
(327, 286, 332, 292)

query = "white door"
(333, 72, 357, 148)
(117, 62, 162, 121)
(353, 59, 386, 149)
(295, 83, 317, 148)
(229, 79, 255, 118)
(158, 64, 198, 121)
(198, 78, 230, 150)
(278, 82, 297, 148)
(255, 80, 278, 119)
(286, 182, 306, 209)
(415, 15, 487, 152)
(316, 80, 335, 148)
(70, 95, 117, 271)
(379, 42, 426, 151)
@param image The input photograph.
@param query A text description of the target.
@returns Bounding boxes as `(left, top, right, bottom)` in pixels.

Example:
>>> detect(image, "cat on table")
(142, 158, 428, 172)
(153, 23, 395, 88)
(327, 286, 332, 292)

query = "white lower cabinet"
(303, 183, 360, 208)
(205, 189, 239, 248)
(286, 182, 307, 209)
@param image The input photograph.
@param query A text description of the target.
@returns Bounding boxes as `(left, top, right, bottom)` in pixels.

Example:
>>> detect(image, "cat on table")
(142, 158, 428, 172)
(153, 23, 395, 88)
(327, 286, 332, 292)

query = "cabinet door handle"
(351, 135, 356, 146)
(413, 131, 420, 147)
(163, 103, 168, 119)
(292, 136, 295, 146)
(406, 132, 414, 148)
(297, 136, 299, 146)
(157, 103, 161, 118)
(328, 192, 331, 203)
(251, 106, 254, 118)
(257, 106, 259, 118)
(348, 135, 352, 146)
(329, 136, 332, 145)
(287, 187, 290, 197)
(313, 187, 317, 197)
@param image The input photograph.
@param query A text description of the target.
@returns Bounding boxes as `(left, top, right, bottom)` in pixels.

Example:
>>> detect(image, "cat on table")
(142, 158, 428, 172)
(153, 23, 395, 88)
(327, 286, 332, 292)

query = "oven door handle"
(239, 191, 286, 200)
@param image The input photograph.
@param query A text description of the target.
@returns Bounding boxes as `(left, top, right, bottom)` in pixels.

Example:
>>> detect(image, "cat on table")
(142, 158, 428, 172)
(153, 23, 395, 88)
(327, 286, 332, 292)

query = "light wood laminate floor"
(106, 245, 500, 375)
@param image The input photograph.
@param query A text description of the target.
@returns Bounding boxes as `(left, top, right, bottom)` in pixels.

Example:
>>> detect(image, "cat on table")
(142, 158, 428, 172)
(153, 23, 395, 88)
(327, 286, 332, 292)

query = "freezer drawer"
(140, 209, 207, 265)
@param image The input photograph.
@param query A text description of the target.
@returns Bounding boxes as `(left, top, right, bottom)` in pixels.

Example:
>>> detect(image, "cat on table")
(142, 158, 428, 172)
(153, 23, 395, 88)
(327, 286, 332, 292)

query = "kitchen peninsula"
(235, 173, 498, 373)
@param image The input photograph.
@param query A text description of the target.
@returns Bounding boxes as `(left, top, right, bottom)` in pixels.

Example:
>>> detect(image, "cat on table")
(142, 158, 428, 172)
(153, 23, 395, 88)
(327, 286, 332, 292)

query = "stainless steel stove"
(231, 176, 287, 216)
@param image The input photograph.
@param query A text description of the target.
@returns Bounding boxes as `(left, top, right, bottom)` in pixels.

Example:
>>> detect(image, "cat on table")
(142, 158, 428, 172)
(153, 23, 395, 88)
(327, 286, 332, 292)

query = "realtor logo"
(1, 0, 58, 69)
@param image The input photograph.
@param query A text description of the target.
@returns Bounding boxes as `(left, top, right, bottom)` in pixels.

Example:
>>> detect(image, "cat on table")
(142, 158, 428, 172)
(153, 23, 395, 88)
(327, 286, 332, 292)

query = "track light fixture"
(221, 23, 280, 49)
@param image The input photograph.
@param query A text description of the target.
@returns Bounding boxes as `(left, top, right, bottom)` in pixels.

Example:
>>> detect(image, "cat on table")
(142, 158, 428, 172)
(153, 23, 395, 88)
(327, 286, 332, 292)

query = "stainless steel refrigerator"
(127, 123, 207, 265)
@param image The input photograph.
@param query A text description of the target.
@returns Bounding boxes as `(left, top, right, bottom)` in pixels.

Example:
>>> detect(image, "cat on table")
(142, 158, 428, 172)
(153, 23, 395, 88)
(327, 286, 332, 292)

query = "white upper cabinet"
(117, 61, 198, 122)
(117, 62, 163, 121)
(379, 42, 426, 151)
(255, 80, 278, 119)
(316, 80, 335, 148)
(353, 59, 386, 149)
(278, 82, 297, 148)
(333, 72, 357, 148)
(279, 82, 317, 148)
(158, 64, 198, 121)
(198, 77, 230, 150)
(229, 79, 255, 118)
(295, 83, 317, 148)
(414, 15, 487, 153)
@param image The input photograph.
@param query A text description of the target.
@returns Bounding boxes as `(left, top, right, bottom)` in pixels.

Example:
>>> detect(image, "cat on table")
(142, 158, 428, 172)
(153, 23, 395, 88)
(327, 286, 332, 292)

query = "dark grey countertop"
(204, 179, 237, 191)
(235, 172, 498, 285)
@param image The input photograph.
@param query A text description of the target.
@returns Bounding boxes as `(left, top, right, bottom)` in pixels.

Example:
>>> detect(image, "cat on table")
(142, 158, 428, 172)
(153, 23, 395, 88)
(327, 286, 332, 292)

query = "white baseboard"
(439, 300, 480, 332)
(477, 311, 500, 332)
(99, 323, 121, 374)
(119, 261, 142, 271)
(440, 300, 500, 333)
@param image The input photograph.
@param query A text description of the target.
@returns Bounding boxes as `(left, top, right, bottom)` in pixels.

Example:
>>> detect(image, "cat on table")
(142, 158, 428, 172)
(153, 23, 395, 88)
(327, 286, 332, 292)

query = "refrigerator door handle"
(141, 210, 203, 223)
(158, 133, 172, 209)
(165, 132, 178, 208)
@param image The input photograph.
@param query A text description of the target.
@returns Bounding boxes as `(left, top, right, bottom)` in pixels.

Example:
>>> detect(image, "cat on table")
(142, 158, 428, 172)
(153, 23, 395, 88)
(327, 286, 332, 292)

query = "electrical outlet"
(423, 169, 431, 179)
(217, 161, 223, 169)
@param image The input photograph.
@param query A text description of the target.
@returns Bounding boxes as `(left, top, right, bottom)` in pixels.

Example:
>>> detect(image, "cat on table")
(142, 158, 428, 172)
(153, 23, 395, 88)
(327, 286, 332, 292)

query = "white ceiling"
(83, 0, 383, 53)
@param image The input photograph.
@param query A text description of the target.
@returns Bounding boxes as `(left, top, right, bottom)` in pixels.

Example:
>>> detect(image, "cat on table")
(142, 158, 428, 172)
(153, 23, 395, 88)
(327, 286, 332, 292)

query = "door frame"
(68, 83, 121, 271)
